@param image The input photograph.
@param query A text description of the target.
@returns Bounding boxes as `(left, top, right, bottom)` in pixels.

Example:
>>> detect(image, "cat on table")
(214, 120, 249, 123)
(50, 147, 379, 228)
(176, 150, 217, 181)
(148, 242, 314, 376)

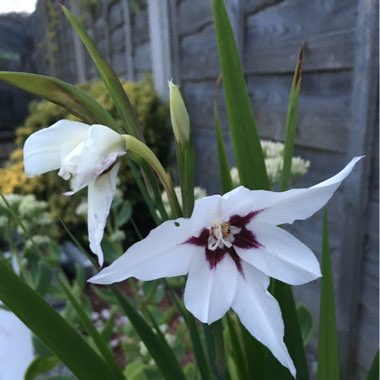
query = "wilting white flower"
(89, 157, 361, 377)
(23, 120, 126, 266)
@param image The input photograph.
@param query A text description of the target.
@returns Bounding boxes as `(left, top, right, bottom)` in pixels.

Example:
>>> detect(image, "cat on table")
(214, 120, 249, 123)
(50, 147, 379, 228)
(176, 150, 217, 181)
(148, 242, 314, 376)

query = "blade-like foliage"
(0, 72, 118, 131)
(212, 0, 269, 191)
(24, 356, 60, 380)
(168, 286, 213, 380)
(281, 44, 304, 191)
(214, 101, 233, 193)
(268, 44, 309, 380)
(0, 259, 118, 380)
(61, 6, 142, 139)
(267, 282, 310, 380)
(317, 211, 340, 380)
(365, 351, 379, 380)
(226, 314, 249, 380)
(297, 304, 313, 346)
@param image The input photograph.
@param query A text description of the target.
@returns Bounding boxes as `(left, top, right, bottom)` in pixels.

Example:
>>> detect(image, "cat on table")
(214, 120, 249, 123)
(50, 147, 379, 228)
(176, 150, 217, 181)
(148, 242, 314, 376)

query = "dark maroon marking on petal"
(205, 246, 226, 269)
(229, 211, 262, 250)
(233, 227, 262, 250)
(228, 210, 263, 228)
(226, 246, 244, 275)
(185, 228, 209, 247)
(184, 229, 244, 274)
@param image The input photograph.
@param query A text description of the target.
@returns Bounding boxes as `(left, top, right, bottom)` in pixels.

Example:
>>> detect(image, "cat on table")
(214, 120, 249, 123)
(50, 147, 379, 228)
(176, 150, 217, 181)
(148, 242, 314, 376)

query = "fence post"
(337, 0, 379, 377)
(147, 0, 172, 100)
(71, 2, 86, 83)
(122, 0, 134, 82)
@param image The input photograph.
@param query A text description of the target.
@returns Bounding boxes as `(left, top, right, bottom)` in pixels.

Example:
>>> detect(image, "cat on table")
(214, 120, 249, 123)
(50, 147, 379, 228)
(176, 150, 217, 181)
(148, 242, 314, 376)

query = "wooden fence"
(26, 0, 380, 378)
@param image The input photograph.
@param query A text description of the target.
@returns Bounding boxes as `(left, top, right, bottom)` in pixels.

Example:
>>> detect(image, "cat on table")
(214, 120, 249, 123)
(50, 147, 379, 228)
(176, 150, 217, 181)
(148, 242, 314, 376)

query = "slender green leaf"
(317, 211, 340, 380)
(226, 314, 249, 380)
(168, 286, 213, 380)
(266, 281, 310, 380)
(176, 141, 195, 217)
(212, 0, 269, 190)
(0, 259, 118, 380)
(112, 288, 186, 380)
(61, 6, 141, 139)
(296, 304, 313, 346)
(59, 278, 125, 380)
(365, 351, 379, 380)
(34, 261, 53, 296)
(0, 72, 118, 131)
(240, 323, 267, 379)
(24, 356, 60, 380)
(210, 320, 228, 380)
(214, 101, 233, 193)
(281, 44, 304, 191)
(267, 46, 309, 380)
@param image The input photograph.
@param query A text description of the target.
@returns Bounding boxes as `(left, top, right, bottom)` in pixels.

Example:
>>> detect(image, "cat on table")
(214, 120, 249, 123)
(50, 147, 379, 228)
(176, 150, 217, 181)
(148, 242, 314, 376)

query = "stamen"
(208, 221, 239, 251)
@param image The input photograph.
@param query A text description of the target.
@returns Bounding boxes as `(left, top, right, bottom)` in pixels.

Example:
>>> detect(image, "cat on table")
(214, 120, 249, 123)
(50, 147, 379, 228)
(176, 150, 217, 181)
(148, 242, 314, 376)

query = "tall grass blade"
(281, 44, 304, 191)
(214, 101, 233, 193)
(212, 0, 269, 190)
(317, 211, 340, 380)
(0, 259, 118, 380)
(0, 72, 118, 131)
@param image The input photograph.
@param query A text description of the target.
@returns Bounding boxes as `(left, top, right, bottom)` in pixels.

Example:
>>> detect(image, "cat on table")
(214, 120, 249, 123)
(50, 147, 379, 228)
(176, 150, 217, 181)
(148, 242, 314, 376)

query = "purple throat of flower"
(184, 210, 262, 275)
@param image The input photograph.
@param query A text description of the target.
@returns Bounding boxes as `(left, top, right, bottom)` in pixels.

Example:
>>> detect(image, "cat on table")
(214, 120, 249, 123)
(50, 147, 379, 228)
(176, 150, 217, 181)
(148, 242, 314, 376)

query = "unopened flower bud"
(168, 80, 190, 145)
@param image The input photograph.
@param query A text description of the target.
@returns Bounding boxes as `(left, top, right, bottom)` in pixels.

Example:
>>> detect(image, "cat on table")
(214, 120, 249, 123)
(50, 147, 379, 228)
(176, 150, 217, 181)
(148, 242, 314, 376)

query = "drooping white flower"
(89, 157, 362, 377)
(23, 119, 126, 266)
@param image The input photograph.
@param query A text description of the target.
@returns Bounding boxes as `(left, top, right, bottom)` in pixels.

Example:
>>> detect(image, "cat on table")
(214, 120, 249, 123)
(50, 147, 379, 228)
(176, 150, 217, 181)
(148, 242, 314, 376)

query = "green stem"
(211, 320, 227, 380)
(123, 135, 182, 218)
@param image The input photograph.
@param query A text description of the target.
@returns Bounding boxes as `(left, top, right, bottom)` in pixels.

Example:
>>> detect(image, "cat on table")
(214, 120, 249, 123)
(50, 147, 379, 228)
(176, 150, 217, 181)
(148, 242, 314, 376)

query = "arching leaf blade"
(0, 71, 119, 131)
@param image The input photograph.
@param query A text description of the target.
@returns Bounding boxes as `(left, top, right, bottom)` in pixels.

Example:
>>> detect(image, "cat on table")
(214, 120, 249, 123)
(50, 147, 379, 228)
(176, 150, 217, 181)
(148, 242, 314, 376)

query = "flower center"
(208, 220, 241, 251)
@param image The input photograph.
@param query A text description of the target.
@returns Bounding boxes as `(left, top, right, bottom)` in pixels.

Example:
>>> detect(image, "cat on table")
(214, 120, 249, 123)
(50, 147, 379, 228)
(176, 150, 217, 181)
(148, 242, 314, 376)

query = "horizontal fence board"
(244, 0, 356, 73)
(178, 0, 213, 36)
(244, 28, 355, 74)
(180, 24, 219, 81)
(182, 70, 352, 153)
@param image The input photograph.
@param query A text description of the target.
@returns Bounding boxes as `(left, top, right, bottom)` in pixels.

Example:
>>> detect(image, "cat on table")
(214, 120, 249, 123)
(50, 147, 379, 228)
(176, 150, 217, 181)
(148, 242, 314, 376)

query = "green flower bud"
(168, 80, 190, 145)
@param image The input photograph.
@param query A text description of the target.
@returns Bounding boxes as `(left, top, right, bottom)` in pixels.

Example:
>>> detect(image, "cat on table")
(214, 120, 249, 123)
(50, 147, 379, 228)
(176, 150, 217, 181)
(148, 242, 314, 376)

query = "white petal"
(184, 253, 238, 324)
(255, 156, 363, 225)
(190, 195, 222, 235)
(88, 163, 119, 267)
(23, 120, 89, 177)
(70, 124, 125, 192)
(220, 186, 260, 220)
(236, 222, 321, 285)
(232, 264, 296, 377)
(89, 218, 194, 284)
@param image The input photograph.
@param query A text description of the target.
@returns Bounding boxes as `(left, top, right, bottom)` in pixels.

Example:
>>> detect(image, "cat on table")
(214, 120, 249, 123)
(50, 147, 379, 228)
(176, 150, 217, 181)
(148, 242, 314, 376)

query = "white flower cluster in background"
(231, 140, 310, 188)
(161, 186, 207, 216)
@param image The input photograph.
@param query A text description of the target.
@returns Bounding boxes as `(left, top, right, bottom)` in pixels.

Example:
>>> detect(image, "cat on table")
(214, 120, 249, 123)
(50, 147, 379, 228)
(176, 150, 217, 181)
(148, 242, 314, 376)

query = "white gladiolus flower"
(23, 119, 126, 266)
(89, 157, 362, 377)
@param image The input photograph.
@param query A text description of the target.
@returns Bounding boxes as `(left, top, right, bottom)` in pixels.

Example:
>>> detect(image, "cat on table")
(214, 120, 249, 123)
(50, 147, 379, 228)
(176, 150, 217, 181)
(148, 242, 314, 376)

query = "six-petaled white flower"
(23, 119, 126, 266)
(89, 157, 362, 377)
